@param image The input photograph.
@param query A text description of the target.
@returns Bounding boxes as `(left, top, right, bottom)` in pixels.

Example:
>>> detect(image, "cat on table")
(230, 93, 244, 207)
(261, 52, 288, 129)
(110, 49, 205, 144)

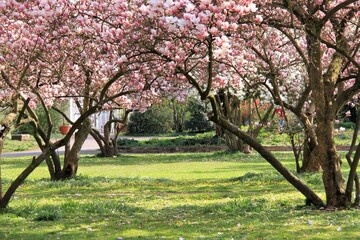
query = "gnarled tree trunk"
(91, 110, 129, 157)
(0, 109, 69, 208)
(307, 26, 347, 208)
(60, 118, 92, 179)
(216, 90, 273, 154)
(301, 132, 321, 173)
(314, 122, 345, 208)
(345, 109, 360, 206)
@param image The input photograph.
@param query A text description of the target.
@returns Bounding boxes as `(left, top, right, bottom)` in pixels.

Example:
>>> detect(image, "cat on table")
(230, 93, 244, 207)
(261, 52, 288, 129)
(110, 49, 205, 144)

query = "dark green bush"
(126, 96, 213, 134)
(118, 132, 223, 147)
(184, 97, 213, 132)
(126, 105, 173, 135)
(117, 138, 139, 146)
(337, 121, 355, 129)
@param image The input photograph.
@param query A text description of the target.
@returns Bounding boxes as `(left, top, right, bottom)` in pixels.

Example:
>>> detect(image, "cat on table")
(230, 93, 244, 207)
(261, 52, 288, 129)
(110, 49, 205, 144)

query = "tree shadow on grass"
(1, 196, 347, 240)
(11, 173, 312, 203)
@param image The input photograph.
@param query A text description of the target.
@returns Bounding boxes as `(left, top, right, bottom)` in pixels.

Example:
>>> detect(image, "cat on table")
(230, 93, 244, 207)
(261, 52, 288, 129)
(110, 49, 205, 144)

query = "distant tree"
(168, 97, 187, 132)
(91, 109, 130, 157)
(127, 105, 173, 135)
(185, 97, 213, 133)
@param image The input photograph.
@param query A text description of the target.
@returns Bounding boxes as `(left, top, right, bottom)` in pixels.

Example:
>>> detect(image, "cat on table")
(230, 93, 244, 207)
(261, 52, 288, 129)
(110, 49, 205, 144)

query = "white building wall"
(69, 99, 124, 133)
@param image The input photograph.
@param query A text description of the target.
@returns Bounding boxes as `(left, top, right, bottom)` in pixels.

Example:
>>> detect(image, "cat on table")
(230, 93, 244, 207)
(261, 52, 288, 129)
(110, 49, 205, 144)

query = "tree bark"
(345, 109, 360, 206)
(212, 113, 325, 207)
(301, 136, 321, 172)
(90, 110, 129, 157)
(0, 153, 49, 208)
(306, 24, 347, 207)
(0, 112, 19, 201)
(314, 124, 346, 208)
(90, 129, 106, 154)
(0, 139, 3, 200)
(60, 118, 92, 179)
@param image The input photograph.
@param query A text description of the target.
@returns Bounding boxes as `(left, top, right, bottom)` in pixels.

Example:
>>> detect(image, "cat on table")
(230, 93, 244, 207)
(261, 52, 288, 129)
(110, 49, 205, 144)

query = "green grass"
(2, 137, 38, 153)
(258, 128, 357, 147)
(0, 151, 359, 239)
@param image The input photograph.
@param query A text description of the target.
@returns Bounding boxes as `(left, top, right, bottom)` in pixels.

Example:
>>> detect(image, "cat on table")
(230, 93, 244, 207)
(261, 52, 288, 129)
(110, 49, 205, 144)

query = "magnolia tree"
(255, 0, 360, 207)
(236, 25, 321, 171)
(0, 0, 165, 208)
(135, 0, 360, 208)
(0, 0, 74, 207)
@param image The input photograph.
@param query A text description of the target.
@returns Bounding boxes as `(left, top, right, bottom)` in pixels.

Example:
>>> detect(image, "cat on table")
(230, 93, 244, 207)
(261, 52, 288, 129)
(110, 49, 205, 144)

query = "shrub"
(118, 132, 223, 147)
(126, 105, 173, 134)
(184, 97, 213, 132)
(337, 121, 355, 129)
(117, 138, 139, 146)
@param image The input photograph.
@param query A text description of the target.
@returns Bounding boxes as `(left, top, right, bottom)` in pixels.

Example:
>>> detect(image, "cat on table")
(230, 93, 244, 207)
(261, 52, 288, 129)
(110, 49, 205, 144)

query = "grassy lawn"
(0, 151, 359, 239)
(2, 138, 38, 153)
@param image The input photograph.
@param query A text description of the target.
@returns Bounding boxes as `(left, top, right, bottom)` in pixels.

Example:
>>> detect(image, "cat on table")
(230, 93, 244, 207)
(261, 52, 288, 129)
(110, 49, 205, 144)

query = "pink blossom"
(0, 1, 6, 10)
(139, 4, 148, 14)
(185, 3, 195, 12)
(209, 27, 218, 35)
(199, 4, 206, 11)
(29, 100, 37, 110)
(255, 15, 263, 23)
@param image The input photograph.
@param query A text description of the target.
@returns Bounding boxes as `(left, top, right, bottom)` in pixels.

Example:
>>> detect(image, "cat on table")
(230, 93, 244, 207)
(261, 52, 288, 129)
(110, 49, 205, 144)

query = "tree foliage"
(184, 97, 213, 133)
(127, 105, 173, 135)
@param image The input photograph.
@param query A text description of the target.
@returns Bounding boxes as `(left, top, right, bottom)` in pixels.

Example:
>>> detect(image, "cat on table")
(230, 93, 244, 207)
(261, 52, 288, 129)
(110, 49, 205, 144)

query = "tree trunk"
(60, 118, 91, 179)
(224, 130, 243, 151)
(0, 147, 59, 208)
(216, 91, 255, 153)
(301, 136, 321, 172)
(298, 114, 318, 172)
(213, 113, 324, 207)
(0, 139, 3, 200)
(0, 112, 19, 201)
(90, 113, 128, 157)
(314, 124, 346, 208)
(306, 27, 347, 207)
(345, 109, 360, 206)
(345, 142, 360, 206)
(91, 129, 117, 157)
(90, 129, 106, 154)
(45, 156, 56, 180)
(0, 136, 67, 208)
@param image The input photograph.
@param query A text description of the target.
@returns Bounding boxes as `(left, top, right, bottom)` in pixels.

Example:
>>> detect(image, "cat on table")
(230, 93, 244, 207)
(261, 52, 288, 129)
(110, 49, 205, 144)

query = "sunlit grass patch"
(0, 151, 359, 239)
(2, 137, 38, 152)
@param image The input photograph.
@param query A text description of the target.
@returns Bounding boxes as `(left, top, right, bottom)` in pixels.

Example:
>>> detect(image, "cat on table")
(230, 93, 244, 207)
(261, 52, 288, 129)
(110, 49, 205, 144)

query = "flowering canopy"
(0, 0, 171, 114)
